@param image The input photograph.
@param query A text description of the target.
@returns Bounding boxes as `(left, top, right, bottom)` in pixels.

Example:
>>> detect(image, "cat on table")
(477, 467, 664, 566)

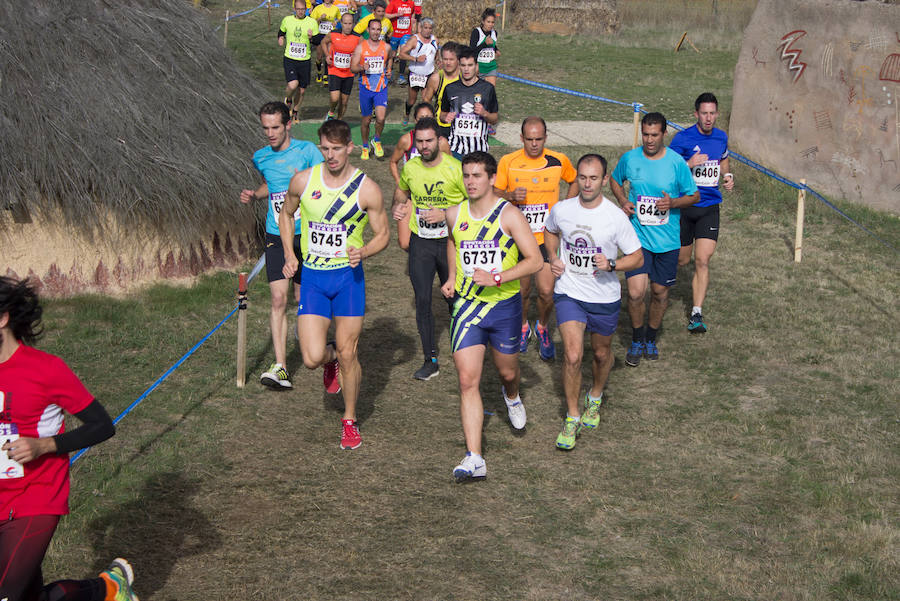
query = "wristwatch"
(607, 259, 616, 272)
(493, 272, 502, 286)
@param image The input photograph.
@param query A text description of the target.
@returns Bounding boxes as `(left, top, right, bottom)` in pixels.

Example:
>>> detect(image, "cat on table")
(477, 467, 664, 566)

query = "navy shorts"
(680, 204, 721, 245)
(283, 56, 312, 87)
(298, 264, 365, 317)
(554, 294, 620, 336)
(625, 248, 679, 287)
(451, 294, 522, 354)
(265, 233, 302, 284)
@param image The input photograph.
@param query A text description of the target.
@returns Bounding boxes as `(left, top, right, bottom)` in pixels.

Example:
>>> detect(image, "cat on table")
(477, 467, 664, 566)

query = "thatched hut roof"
(0, 0, 268, 241)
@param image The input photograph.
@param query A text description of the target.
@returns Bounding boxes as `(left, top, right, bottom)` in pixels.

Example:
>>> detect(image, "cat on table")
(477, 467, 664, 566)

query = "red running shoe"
(340, 419, 361, 449)
(323, 344, 341, 394)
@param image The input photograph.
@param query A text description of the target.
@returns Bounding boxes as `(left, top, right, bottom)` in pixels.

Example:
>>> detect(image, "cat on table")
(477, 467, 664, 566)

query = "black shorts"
(310, 33, 325, 46)
(436, 124, 451, 139)
(283, 56, 312, 87)
(265, 232, 302, 285)
(329, 74, 354, 95)
(680, 204, 720, 245)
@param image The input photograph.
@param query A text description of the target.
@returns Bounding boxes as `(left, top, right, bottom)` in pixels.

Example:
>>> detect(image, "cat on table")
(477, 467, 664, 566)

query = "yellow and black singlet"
(452, 199, 519, 303)
(299, 163, 368, 270)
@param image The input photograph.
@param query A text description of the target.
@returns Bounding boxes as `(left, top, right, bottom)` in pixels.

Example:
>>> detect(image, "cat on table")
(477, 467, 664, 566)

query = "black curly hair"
(0, 276, 43, 345)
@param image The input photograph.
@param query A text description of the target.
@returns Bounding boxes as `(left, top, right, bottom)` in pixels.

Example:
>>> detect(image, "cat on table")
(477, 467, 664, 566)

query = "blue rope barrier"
(497, 72, 898, 256)
(70, 304, 240, 465)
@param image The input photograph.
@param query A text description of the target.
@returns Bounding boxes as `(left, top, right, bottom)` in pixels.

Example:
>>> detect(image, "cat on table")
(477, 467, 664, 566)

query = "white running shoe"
(260, 362, 292, 389)
(503, 387, 527, 430)
(453, 452, 486, 482)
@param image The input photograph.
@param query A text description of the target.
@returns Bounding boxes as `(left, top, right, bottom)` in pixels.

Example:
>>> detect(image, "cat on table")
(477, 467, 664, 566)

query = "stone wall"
(731, 0, 900, 214)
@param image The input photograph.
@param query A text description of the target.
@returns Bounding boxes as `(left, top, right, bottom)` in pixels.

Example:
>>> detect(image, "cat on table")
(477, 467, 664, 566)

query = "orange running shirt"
(329, 32, 360, 79)
(495, 148, 577, 244)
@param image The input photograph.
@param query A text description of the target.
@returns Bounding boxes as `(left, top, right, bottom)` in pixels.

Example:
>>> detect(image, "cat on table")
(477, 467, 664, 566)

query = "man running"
(610, 112, 699, 365)
(397, 17, 438, 125)
(543, 155, 643, 450)
(279, 119, 389, 450)
(0, 276, 138, 601)
(440, 152, 543, 482)
(384, 0, 415, 84)
(422, 41, 459, 140)
(350, 18, 394, 160)
(240, 102, 324, 389)
(352, 0, 392, 41)
(669, 92, 734, 333)
(322, 13, 360, 120)
(310, 0, 341, 85)
(495, 116, 577, 360)
(278, 2, 318, 122)
(439, 46, 499, 158)
(392, 117, 466, 380)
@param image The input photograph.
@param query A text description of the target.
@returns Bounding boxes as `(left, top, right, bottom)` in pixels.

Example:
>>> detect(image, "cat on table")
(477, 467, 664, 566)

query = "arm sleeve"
(52, 399, 115, 454)
(469, 28, 479, 48)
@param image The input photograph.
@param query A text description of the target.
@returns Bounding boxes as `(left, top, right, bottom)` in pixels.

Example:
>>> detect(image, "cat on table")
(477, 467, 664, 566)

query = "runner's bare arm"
(439, 137, 451, 155)
(322, 33, 333, 63)
(240, 181, 268, 204)
(609, 177, 634, 216)
(440, 206, 460, 298)
(350, 44, 364, 73)
(658, 189, 700, 211)
(721, 157, 734, 191)
(389, 136, 411, 185)
(612, 246, 644, 272)
(280, 169, 311, 277)
(348, 178, 390, 266)
(398, 38, 418, 62)
(422, 71, 439, 103)
(543, 229, 566, 278)
(392, 186, 412, 220)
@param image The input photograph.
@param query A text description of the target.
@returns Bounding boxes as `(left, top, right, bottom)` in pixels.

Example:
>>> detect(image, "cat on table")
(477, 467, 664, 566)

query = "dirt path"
(492, 120, 635, 147)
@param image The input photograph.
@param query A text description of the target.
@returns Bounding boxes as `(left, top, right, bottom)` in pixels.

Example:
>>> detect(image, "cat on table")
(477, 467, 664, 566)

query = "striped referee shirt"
(440, 78, 499, 156)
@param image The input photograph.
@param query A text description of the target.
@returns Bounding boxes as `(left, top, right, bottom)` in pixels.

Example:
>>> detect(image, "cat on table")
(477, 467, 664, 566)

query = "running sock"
(632, 326, 645, 343)
(535, 321, 547, 332)
(405, 102, 413, 116)
(646, 327, 658, 343)
(567, 413, 581, 421)
(502, 387, 521, 406)
(372, 136, 380, 143)
(587, 392, 603, 403)
(316, 60, 322, 72)
(692, 305, 702, 315)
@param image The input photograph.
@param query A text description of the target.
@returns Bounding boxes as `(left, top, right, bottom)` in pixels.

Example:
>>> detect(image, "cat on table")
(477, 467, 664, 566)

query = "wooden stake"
(632, 103, 643, 149)
(224, 11, 229, 46)
(236, 272, 248, 388)
(501, 0, 507, 31)
(267, 0, 271, 29)
(794, 179, 806, 263)
(675, 31, 701, 53)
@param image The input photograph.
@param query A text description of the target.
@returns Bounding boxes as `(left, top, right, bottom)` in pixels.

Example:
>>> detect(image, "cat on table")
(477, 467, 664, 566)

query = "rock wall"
(731, 0, 900, 214)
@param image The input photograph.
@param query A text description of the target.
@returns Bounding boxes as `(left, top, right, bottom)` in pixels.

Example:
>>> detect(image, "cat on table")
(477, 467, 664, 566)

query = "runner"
(278, 2, 318, 122)
(384, 0, 416, 84)
(350, 18, 393, 160)
(440, 152, 543, 482)
(352, 0, 392, 41)
(322, 13, 360, 120)
(609, 112, 699, 365)
(397, 17, 438, 125)
(439, 46, 498, 158)
(309, 0, 342, 85)
(0, 276, 139, 601)
(279, 119, 390, 450)
(469, 8, 500, 86)
(392, 117, 466, 380)
(495, 116, 578, 360)
(332, 0, 358, 22)
(240, 102, 324, 389)
(543, 155, 643, 450)
(422, 41, 459, 140)
(669, 92, 734, 333)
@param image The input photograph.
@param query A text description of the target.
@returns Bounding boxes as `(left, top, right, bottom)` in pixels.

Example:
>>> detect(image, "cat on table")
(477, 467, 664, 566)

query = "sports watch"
(493, 272, 502, 286)
(607, 259, 616, 272)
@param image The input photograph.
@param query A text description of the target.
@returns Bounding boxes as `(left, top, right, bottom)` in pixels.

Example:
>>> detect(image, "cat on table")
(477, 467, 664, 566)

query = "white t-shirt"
(544, 195, 641, 304)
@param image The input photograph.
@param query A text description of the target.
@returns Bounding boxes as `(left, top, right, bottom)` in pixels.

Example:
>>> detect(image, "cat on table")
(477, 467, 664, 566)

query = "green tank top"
(398, 154, 466, 238)
(300, 163, 368, 270)
(452, 199, 520, 303)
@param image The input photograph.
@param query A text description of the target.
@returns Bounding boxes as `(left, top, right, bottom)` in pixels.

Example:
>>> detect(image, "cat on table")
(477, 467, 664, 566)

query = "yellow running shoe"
(360, 146, 370, 160)
(372, 140, 384, 158)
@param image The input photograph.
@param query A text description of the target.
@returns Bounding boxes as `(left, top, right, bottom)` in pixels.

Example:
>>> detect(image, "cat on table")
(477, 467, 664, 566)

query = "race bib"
(477, 47, 495, 63)
(397, 16, 411, 29)
(564, 241, 602, 277)
(636, 195, 668, 226)
(288, 41, 309, 59)
(454, 113, 481, 138)
(270, 191, 301, 221)
(365, 55, 384, 74)
(318, 21, 333, 34)
(409, 72, 428, 87)
(459, 240, 501, 277)
(333, 52, 352, 69)
(308, 222, 347, 258)
(520, 203, 548, 233)
(338, 4, 350, 13)
(692, 159, 720, 187)
(0, 423, 24, 480)
(416, 208, 448, 239)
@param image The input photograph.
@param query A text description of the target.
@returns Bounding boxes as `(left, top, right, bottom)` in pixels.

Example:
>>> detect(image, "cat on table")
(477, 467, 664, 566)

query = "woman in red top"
(0, 276, 137, 601)
(322, 12, 361, 120)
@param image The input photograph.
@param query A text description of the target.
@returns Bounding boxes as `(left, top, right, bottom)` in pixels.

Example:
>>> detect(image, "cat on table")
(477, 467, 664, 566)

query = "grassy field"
(36, 2, 900, 600)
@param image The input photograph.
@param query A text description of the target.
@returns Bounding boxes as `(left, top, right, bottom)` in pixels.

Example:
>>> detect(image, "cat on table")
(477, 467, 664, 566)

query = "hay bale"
(0, 0, 271, 294)
(420, 0, 485, 44)
(508, 0, 619, 35)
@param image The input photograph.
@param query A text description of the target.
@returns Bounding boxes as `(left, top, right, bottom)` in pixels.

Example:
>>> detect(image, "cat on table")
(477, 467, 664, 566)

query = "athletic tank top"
(407, 34, 438, 86)
(435, 70, 459, 128)
(329, 32, 359, 79)
(300, 163, 369, 270)
(452, 199, 520, 302)
(402, 130, 420, 162)
(359, 39, 388, 91)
